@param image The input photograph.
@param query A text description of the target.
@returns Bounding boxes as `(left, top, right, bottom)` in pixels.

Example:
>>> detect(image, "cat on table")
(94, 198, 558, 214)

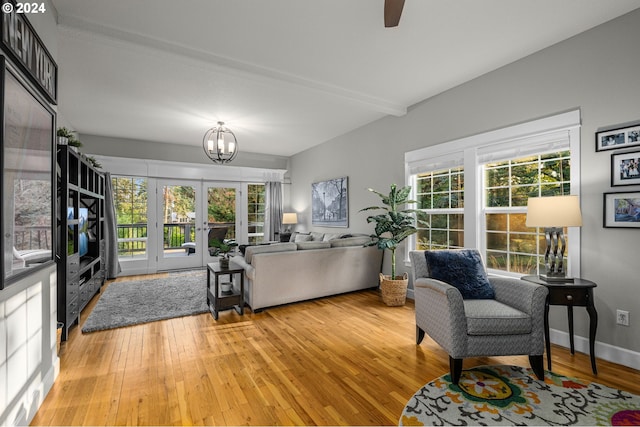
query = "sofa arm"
(491, 277, 548, 352)
(414, 278, 468, 356)
(230, 255, 255, 280)
(490, 277, 548, 315)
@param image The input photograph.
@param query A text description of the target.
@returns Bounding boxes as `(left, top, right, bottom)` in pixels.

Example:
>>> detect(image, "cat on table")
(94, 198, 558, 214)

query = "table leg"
(544, 298, 551, 371)
(587, 299, 598, 374)
(206, 269, 210, 305)
(240, 273, 244, 315)
(214, 274, 219, 320)
(567, 305, 575, 354)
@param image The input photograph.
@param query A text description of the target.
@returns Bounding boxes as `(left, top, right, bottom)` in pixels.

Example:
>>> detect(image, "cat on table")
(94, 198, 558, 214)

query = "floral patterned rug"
(400, 365, 640, 426)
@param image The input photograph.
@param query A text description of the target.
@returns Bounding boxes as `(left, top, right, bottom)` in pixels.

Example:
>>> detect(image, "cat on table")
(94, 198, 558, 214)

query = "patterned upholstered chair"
(410, 249, 548, 384)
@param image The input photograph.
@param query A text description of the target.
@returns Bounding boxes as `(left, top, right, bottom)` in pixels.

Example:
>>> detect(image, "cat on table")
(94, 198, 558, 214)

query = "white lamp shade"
(282, 213, 298, 224)
(526, 195, 583, 227)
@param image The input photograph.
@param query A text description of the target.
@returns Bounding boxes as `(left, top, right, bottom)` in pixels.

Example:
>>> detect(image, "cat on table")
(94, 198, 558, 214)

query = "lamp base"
(538, 274, 574, 283)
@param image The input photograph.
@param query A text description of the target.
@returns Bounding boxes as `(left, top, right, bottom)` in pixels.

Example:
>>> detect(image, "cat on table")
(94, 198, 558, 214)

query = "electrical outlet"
(616, 309, 630, 326)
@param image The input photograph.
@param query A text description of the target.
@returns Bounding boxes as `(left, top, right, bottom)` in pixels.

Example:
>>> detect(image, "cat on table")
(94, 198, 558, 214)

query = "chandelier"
(203, 121, 238, 164)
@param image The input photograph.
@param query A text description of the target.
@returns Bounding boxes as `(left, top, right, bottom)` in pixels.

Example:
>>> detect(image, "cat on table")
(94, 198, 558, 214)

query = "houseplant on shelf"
(361, 184, 426, 306)
(56, 127, 83, 150)
(209, 238, 238, 269)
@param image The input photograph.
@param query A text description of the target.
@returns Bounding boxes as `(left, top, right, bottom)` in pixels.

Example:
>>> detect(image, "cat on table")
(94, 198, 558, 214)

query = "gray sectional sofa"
(230, 232, 383, 312)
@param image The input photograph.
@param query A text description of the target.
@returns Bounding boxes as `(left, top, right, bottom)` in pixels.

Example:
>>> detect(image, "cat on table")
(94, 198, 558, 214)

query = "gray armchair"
(410, 250, 548, 384)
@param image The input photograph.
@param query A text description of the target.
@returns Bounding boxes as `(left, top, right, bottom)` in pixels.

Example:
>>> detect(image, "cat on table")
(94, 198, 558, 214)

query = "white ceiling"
(52, 0, 640, 157)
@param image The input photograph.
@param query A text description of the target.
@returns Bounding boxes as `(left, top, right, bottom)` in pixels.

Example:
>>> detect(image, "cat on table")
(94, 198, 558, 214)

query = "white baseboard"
(549, 328, 640, 371)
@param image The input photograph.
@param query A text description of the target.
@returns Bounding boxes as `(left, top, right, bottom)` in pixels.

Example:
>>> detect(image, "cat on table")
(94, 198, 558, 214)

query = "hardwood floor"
(33, 276, 640, 426)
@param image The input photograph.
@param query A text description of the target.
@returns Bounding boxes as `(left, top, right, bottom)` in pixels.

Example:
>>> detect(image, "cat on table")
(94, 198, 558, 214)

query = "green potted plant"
(361, 184, 426, 306)
(56, 127, 83, 151)
(209, 238, 238, 269)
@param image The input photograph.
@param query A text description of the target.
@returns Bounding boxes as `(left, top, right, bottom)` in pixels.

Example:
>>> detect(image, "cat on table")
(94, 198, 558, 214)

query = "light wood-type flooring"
(32, 273, 640, 426)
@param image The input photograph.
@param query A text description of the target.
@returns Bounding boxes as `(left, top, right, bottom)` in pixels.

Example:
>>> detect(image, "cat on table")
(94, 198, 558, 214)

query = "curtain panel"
(264, 181, 283, 241)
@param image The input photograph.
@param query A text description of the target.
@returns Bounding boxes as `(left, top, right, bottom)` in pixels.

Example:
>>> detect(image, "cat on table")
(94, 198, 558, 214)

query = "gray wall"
(80, 134, 289, 171)
(289, 9, 640, 356)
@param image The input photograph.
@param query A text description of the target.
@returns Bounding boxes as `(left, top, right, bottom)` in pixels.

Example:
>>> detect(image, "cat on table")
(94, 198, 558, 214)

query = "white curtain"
(264, 181, 283, 241)
(104, 172, 122, 278)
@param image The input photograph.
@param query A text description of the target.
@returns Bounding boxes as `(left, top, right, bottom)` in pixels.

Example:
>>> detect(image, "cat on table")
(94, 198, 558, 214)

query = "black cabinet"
(57, 145, 106, 341)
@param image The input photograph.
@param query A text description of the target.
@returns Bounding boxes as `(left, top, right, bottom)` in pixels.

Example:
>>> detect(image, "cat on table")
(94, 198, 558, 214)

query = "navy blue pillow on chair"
(425, 249, 495, 299)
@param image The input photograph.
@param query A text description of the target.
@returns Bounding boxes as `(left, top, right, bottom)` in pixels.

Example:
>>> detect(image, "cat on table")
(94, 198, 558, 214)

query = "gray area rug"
(82, 270, 208, 333)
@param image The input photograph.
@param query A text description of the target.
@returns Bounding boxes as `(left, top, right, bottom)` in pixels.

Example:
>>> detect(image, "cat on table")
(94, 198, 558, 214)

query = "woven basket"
(379, 273, 408, 306)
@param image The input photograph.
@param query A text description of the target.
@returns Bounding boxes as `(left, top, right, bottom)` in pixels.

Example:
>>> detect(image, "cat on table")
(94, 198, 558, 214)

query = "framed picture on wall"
(311, 177, 348, 227)
(611, 150, 640, 186)
(596, 123, 640, 152)
(603, 191, 640, 228)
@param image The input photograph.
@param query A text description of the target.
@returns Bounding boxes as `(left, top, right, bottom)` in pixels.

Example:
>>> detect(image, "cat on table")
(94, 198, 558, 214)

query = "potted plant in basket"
(361, 184, 426, 306)
(209, 238, 238, 269)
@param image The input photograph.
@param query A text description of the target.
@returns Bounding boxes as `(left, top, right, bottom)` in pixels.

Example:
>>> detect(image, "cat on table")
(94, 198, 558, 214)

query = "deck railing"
(116, 222, 235, 256)
(14, 226, 52, 251)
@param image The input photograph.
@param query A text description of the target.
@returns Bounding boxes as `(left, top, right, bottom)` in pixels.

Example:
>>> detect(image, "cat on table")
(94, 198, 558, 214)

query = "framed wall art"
(311, 177, 348, 227)
(596, 123, 640, 152)
(611, 150, 640, 186)
(603, 191, 640, 228)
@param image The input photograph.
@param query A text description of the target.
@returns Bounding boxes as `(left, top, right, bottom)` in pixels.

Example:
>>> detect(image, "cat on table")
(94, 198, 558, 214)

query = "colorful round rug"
(400, 365, 640, 426)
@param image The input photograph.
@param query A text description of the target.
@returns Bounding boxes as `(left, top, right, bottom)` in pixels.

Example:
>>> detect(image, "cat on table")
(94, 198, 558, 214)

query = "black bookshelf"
(57, 145, 106, 341)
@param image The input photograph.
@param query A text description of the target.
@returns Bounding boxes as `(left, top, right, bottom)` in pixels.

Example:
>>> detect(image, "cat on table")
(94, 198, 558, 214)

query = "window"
(484, 151, 571, 274)
(415, 167, 464, 250)
(112, 176, 148, 259)
(247, 184, 265, 244)
(405, 111, 581, 277)
(2, 63, 55, 286)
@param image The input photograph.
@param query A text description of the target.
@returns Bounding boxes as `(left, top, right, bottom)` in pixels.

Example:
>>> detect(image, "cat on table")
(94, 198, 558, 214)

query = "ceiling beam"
(57, 14, 408, 117)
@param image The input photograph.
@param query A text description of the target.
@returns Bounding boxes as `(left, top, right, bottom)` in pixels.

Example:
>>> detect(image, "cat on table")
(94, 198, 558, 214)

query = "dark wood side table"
(522, 275, 598, 374)
(207, 261, 245, 320)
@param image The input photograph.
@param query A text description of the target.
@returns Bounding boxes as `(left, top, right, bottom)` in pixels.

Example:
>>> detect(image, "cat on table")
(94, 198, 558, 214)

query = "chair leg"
(416, 326, 425, 345)
(449, 357, 463, 385)
(529, 355, 545, 380)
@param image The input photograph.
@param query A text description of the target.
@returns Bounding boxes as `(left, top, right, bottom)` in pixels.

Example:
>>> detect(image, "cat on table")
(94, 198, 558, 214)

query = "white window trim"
(404, 110, 581, 277)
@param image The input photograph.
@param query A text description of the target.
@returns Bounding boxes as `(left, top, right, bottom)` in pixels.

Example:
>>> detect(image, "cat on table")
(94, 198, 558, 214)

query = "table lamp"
(282, 212, 298, 233)
(526, 195, 582, 282)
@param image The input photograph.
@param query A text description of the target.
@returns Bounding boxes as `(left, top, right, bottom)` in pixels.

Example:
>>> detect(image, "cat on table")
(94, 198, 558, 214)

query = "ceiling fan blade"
(384, 0, 405, 27)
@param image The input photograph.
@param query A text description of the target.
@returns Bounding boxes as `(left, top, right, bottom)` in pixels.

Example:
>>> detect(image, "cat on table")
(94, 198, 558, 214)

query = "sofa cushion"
(310, 232, 325, 241)
(290, 232, 310, 242)
(330, 236, 372, 247)
(463, 299, 531, 335)
(425, 249, 495, 300)
(296, 241, 332, 250)
(294, 233, 313, 243)
(322, 233, 344, 241)
(245, 242, 297, 263)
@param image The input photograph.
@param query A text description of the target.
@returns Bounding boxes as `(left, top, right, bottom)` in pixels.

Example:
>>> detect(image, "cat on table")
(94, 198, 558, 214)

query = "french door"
(156, 180, 240, 270)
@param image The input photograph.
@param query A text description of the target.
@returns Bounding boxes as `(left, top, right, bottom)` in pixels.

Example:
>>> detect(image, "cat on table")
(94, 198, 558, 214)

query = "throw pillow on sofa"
(310, 232, 325, 241)
(294, 233, 313, 242)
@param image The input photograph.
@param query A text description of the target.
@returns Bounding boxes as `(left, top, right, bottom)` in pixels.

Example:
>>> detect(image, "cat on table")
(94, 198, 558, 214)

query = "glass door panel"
(203, 184, 240, 265)
(158, 181, 202, 270)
